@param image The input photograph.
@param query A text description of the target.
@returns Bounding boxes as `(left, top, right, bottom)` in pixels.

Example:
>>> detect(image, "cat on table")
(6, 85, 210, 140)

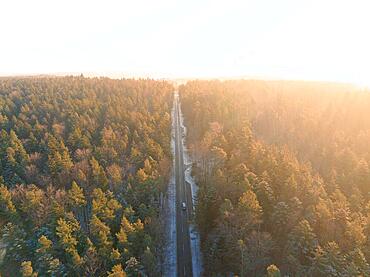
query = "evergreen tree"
(107, 264, 127, 277)
(267, 264, 281, 277)
(0, 183, 16, 220)
(92, 188, 121, 223)
(90, 215, 113, 258)
(310, 242, 345, 277)
(286, 220, 319, 274)
(67, 181, 86, 208)
(90, 157, 109, 190)
(55, 215, 83, 268)
(21, 261, 38, 277)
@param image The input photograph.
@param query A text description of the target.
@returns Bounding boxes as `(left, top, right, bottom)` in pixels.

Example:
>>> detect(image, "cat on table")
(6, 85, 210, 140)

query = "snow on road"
(164, 96, 177, 277)
(164, 91, 202, 277)
(178, 97, 203, 277)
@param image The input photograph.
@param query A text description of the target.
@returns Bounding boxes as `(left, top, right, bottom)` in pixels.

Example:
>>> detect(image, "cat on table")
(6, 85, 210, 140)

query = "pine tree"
(55, 215, 83, 267)
(136, 168, 148, 183)
(21, 261, 38, 277)
(68, 127, 90, 151)
(271, 201, 290, 240)
(9, 130, 29, 177)
(267, 264, 281, 277)
(0, 183, 17, 220)
(141, 247, 157, 275)
(2, 222, 28, 267)
(236, 190, 262, 233)
(110, 248, 121, 262)
(286, 220, 319, 274)
(90, 214, 113, 258)
(116, 215, 137, 258)
(47, 136, 73, 177)
(0, 130, 29, 186)
(345, 248, 370, 276)
(107, 164, 123, 192)
(67, 181, 86, 208)
(82, 239, 101, 277)
(37, 235, 52, 253)
(107, 264, 127, 277)
(310, 242, 345, 277)
(125, 257, 140, 276)
(92, 188, 121, 223)
(36, 235, 65, 276)
(90, 157, 109, 190)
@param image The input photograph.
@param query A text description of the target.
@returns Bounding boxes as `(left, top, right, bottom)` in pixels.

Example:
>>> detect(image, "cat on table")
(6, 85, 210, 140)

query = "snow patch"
(164, 96, 177, 277)
(189, 224, 202, 277)
(178, 98, 203, 277)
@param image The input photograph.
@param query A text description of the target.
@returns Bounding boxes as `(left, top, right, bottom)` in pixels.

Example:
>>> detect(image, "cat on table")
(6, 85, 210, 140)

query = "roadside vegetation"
(180, 80, 370, 276)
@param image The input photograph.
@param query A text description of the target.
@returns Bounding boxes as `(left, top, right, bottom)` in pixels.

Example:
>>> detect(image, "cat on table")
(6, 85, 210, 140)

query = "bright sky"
(1, 0, 369, 85)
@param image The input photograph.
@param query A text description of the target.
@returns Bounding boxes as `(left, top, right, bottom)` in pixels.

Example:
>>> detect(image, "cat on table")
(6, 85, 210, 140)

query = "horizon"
(1, 0, 370, 87)
(0, 72, 368, 89)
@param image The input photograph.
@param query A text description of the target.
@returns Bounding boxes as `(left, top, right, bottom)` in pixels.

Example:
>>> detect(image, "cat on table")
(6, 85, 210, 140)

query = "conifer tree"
(107, 264, 126, 277)
(67, 181, 86, 208)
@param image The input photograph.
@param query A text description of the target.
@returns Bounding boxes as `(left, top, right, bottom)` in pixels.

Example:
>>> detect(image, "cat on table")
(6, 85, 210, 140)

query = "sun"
(353, 78, 370, 90)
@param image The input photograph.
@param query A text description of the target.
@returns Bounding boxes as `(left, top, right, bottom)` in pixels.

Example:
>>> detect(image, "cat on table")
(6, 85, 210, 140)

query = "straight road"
(174, 91, 193, 277)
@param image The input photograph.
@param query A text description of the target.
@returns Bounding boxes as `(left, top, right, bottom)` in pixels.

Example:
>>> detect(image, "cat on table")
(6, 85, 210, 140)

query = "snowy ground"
(164, 96, 177, 277)
(164, 92, 203, 277)
(0, 240, 6, 266)
(178, 98, 203, 277)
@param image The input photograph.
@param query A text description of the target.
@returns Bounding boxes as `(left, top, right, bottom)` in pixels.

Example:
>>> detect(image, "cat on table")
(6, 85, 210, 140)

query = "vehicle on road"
(181, 202, 187, 211)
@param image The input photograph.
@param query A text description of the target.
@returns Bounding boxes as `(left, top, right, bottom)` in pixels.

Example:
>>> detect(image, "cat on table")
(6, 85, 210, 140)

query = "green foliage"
(180, 80, 370, 276)
(286, 220, 319, 273)
(56, 215, 83, 267)
(267, 264, 281, 277)
(37, 235, 52, 253)
(1, 222, 28, 267)
(5, 76, 370, 276)
(35, 235, 65, 276)
(90, 157, 109, 190)
(141, 247, 157, 275)
(0, 130, 29, 186)
(107, 264, 126, 277)
(47, 136, 73, 177)
(21, 261, 37, 277)
(0, 183, 16, 220)
(0, 76, 172, 275)
(90, 214, 113, 258)
(92, 188, 121, 223)
(310, 242, 345, 276)
(67, 181, 86, 208)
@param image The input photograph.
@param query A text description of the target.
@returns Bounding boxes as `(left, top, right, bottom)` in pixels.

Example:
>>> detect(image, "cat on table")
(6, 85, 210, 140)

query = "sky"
(0, 0, 369, 85)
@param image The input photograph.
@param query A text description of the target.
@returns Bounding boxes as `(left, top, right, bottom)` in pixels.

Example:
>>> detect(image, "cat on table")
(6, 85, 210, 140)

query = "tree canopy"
(0, 76, 173, 276)
(180, 80, 370, 276)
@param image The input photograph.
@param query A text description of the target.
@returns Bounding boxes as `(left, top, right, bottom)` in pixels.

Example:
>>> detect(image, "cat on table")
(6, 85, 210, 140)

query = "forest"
(180, 80, 370, 276)
(1, 76, 370, 277)
(0, 76, 173, 276)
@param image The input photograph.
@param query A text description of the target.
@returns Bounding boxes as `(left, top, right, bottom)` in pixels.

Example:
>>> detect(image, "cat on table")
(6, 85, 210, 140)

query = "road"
(174, 91, 193, 277)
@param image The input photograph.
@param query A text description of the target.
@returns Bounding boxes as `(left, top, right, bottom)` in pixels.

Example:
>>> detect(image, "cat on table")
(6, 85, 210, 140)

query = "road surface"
(174, 91, 193, 277)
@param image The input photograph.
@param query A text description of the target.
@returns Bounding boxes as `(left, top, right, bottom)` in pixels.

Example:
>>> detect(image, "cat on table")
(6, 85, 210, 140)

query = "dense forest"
(0, 76, 173, 276)
(2, 76, 370, 277)
(180, 80, 370, 276)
